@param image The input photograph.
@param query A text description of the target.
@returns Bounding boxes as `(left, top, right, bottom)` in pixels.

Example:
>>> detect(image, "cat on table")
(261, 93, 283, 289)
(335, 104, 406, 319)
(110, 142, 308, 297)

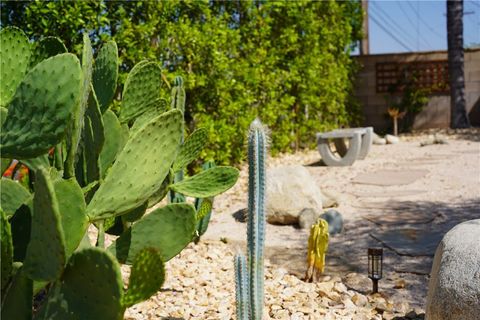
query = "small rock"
(319, 209, 344, 235)
(385, 134, 400, 144)
(373, 138, 387, 145)
(394, 301, 410, 314)
(351, 293, 368, 307)
(333, 282, 348, 293)
(394, 279, 406, 289)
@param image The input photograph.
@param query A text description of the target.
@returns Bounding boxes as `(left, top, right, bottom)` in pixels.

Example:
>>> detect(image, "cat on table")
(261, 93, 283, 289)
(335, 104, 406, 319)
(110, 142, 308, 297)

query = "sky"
(358, 0, 480, 54)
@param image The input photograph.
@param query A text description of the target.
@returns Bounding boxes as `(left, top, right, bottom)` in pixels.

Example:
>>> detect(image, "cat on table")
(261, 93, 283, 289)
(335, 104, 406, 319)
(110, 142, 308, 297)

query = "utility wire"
(369, 12, 413, 51)
(406, 1, 445, 40)
(397, 2, 434, 49)
(370, 5, 416, 50)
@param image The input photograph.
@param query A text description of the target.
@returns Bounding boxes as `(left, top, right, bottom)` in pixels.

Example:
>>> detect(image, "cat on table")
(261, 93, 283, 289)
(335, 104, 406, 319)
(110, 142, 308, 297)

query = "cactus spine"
(235, 119, 267, 320)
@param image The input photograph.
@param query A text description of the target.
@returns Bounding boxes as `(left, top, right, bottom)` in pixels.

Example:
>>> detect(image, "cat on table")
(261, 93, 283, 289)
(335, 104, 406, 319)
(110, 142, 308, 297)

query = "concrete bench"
(316, 127, 373, 166)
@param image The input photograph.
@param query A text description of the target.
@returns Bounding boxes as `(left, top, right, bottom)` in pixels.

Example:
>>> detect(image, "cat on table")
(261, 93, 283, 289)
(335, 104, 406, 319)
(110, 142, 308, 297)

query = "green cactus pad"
(172, 128, 208, 173)
(122, 247, 165, 308)
(23, 169, 66, 282)
(87, 110, 183, 220)
(170, 166, 239, 198)
(0, 27, 31, 108)
(108, 203, 196, 264)
(93, 41, 118, 113)
(1, 209, 13, 295)
(53, 178, 88, 259)
(35, 248, 124, 320)
(119, 61, 162, 123)
(29, 36, 67, 68)
(10, 204, 31, 262)
(0, 53, 82, 159)
(129, 98, 168, 134)
(83, 88, 104, 184)
(99, 110, 128, 178)
(0, 158, 10, 176)
(64, 34, 93, 178)
(0, 178, 31, 217)
(1, 265, 33, 320)
(196, 198, 213, 221)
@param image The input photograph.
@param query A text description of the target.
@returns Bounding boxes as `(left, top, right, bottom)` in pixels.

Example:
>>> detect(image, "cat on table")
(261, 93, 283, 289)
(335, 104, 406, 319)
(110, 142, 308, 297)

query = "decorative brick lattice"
(376, 60, 449, 94)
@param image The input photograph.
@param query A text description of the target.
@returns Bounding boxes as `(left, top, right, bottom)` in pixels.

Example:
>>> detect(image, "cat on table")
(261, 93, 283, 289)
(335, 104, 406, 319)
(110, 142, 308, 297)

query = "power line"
(369, 13, 413, 51)
(371, 2, 420, 47)
(406, 1, 445, 40)
(370, 5, 416, 50)
(397, 2, 434, 50)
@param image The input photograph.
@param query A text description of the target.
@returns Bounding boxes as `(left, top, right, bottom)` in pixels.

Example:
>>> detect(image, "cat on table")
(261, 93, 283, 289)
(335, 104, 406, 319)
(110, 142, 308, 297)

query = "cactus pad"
(0, 178, 31, 217)
(93, 41, 118, 113)
(35, 248, 124, 320)
(0, 53, 82, 159)
(83, 88, 105, 184)
(120, 61, 162, 123)
(1, 209, 13, 295)
(87, 109, 183, 220)
(1, 265, 33, 320)
(65, 34, 93, 178)
(23, 169, 66, 282)
(170, 166, 239, 198)
(122, 247, 165, 308)
(99, 110, 128, 178)
(0, 27, 31, 108)
(0, 106, 7, 126)
(29, 36, 67, 68)
(172, 128, 208, 173)
(53, 178, 88, 259)
(108, 203, 196, 264)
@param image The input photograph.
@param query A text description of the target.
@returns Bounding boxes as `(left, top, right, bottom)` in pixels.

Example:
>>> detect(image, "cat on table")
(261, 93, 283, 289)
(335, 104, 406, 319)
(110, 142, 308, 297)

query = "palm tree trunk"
(447, 0, 470, 128)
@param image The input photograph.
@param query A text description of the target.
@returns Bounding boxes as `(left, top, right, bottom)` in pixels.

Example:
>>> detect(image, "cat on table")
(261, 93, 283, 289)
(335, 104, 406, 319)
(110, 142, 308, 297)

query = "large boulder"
(266, 165, 323, 225)
(426, 219, 480, 320)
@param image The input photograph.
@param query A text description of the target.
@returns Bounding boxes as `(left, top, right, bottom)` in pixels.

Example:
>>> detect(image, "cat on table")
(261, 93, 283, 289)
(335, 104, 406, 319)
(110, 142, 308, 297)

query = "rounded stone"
(425, 219, 480, 320)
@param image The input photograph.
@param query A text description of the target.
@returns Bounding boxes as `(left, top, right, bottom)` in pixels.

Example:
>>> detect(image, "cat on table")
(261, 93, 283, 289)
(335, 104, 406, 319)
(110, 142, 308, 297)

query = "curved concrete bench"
(316, 127, 373, 166)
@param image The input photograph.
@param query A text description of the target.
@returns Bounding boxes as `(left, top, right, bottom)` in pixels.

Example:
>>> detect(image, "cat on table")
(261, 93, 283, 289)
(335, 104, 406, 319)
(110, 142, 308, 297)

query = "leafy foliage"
(1, 0, 363, 164)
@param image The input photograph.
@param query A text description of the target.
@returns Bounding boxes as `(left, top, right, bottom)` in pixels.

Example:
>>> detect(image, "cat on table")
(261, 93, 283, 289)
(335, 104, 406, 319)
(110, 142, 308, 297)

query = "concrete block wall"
(353, 49, 480, 132)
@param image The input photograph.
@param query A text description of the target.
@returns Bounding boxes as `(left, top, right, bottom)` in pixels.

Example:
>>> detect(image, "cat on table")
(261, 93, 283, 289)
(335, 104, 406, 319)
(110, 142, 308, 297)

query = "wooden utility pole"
(360, 0, 369, 55)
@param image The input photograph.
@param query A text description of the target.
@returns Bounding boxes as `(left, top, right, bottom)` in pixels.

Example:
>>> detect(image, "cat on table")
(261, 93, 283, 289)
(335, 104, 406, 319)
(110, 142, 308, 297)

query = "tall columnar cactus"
(0, 28, 239, 319)
(235, 119, 267, 320)
(304, 219, 329, 283)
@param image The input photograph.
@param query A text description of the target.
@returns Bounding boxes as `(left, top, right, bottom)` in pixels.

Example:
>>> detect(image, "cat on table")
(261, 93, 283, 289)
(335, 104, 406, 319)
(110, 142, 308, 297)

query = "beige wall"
(353, 49, 480, 132)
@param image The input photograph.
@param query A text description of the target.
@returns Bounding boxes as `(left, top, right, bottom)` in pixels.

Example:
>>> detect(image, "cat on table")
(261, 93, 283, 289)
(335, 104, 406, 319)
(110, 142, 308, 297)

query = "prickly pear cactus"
(0, 28, 240, 319)
(305, 218, 329, 282)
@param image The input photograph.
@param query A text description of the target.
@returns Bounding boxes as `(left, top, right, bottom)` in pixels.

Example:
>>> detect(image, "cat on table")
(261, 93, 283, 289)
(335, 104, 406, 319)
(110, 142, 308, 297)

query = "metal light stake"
(368, 248, 383, 293)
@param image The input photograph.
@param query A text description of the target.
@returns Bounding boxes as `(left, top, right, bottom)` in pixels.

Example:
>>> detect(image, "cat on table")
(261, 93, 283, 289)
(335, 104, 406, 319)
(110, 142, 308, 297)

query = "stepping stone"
(352, 169, 428, 186)
(370, 228, 443, 257)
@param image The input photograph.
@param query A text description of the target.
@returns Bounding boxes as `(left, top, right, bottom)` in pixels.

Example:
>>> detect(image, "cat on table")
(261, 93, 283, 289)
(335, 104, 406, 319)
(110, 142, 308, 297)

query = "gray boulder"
(266, 165, 323, 225)
(426, 219, 480, 320)
(320, 209, 343, 235)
